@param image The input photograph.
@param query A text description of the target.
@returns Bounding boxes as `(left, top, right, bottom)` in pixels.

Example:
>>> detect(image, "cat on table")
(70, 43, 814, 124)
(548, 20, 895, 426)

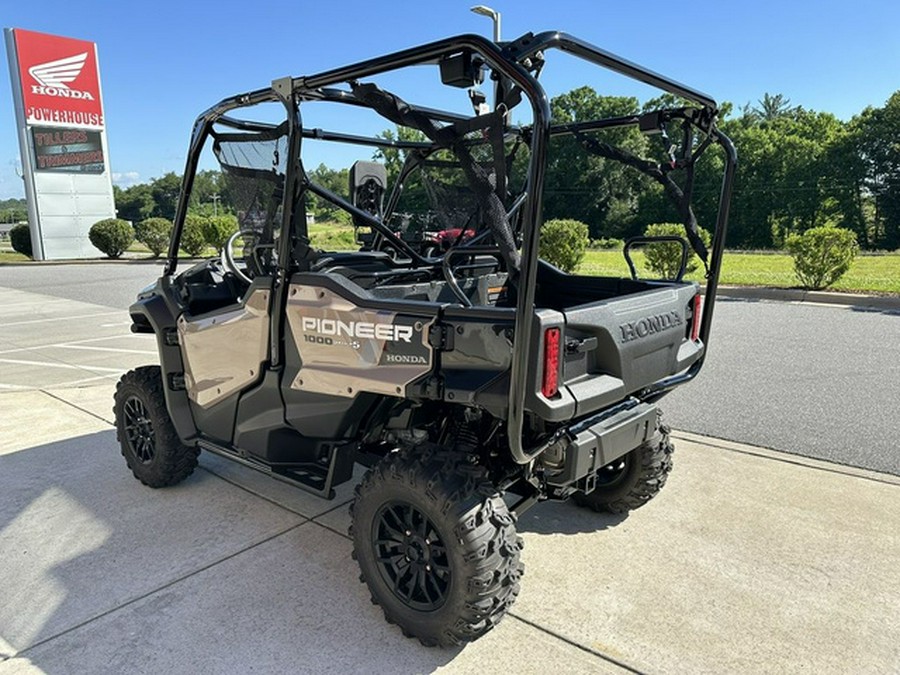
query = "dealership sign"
(31, 126, 105, 173)
(13, 28, 104, 128)
(5, 28, 115, 260)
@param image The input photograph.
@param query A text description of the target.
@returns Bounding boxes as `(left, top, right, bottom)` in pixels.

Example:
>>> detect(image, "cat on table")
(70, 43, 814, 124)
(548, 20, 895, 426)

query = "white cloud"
(112, 171, 141, 188)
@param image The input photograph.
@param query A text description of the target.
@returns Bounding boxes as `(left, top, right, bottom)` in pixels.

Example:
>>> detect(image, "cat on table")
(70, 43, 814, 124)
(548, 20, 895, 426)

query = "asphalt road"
(1, 262, 898, 475)
(663, 297, 900, 476)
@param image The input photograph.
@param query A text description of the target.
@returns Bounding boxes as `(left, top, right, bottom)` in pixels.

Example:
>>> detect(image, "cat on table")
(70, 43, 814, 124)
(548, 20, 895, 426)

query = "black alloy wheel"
(373, 501, 451, 612)
(114, 366, 199, 488)
(122, 396, 156, 463)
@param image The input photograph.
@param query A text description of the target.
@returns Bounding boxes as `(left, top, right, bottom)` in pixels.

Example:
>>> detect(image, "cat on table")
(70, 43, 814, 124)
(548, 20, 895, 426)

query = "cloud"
(112, 171, 141, 188)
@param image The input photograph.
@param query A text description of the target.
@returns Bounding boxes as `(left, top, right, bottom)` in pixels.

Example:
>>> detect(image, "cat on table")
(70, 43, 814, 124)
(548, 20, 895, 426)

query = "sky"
(2, 0, 899, 200)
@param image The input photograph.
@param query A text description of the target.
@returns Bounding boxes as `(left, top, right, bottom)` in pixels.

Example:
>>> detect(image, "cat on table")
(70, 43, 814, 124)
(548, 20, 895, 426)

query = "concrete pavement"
(1, 380, 898, 674)
(1, 278, 899, 673)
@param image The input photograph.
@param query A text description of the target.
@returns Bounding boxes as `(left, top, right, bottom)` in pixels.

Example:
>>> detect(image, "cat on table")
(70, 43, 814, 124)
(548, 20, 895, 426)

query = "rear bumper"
(545, 400, 658, 488)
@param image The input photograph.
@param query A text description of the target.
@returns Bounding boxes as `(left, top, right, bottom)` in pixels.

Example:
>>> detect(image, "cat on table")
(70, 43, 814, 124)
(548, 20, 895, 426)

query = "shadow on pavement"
(517, 500, 628, 535)
(0, 431, 467, 672)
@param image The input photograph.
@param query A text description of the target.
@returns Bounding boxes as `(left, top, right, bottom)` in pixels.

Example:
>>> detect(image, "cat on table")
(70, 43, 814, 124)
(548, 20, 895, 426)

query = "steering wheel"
(221, 230, 253, 285)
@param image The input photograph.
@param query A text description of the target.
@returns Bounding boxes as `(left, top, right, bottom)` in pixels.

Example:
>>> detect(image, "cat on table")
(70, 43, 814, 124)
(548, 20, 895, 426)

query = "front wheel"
(572, 423, 674, 514)
(350, 446, 524, 647)
(114, 366, 199, 488)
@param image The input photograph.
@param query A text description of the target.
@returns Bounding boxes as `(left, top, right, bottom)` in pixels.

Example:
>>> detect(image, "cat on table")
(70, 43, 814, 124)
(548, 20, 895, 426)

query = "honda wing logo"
(28, 52, 95, 100)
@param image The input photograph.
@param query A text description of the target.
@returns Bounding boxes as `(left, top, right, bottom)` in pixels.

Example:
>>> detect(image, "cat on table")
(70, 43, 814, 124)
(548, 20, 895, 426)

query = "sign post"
(4, 28, 116, 260)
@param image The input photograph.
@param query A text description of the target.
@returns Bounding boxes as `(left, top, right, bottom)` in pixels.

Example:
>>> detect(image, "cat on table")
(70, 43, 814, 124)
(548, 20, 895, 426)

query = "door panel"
(178, 286, 270, 408)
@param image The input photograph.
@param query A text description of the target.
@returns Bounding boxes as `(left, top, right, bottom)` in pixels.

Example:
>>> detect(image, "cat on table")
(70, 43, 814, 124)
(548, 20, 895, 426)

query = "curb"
(708, 285, 900, 311)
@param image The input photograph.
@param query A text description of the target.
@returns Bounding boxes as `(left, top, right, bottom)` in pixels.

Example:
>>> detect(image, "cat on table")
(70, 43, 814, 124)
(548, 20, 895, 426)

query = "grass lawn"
(4, 225, 897, 295)
(578, 250, 900, 295)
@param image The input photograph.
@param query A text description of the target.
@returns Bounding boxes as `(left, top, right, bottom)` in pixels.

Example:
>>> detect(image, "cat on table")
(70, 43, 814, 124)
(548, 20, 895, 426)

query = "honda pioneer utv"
(115, 30, 735, 647)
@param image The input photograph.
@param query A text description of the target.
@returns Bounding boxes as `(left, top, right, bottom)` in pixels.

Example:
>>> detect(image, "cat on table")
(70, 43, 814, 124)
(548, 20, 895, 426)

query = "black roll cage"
(164, 31, 736, 465)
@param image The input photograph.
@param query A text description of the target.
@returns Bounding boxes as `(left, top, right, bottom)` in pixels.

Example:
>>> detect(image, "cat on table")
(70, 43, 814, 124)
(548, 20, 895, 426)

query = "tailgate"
(558, 284, 702, 417)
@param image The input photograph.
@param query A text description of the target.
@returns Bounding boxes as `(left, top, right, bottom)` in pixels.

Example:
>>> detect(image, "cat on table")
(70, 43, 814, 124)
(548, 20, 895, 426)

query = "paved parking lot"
(1, 281, 899, 673)
(0, 286, 156, 391)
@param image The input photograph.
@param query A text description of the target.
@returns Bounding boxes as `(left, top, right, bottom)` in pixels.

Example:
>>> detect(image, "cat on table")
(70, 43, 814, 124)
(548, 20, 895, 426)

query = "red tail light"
(542, 327, 561, 398)
(691, 294, 702, 342)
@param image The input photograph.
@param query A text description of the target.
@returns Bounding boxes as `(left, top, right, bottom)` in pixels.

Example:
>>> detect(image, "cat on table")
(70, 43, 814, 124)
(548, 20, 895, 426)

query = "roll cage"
(164, 30, 736, 464)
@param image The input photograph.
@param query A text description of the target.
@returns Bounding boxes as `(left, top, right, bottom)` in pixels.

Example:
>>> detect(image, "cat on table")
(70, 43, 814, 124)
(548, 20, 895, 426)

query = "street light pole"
(470, 5, 501, 43)
(210, 193, 220, 217)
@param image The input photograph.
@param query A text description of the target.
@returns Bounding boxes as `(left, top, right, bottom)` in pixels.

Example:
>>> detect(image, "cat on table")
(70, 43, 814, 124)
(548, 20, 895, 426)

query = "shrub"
(589, 237, 624, 250)
(201, 214, 239, 252)
(89, 218, 134, 258)
(540, 218, 590, 273)
(134, 217, 173, 257)
(9, 223, 32, 258)
(181, 214, 208, 257)
(642, 222, 712, 279)
(784, 226, 859, 290)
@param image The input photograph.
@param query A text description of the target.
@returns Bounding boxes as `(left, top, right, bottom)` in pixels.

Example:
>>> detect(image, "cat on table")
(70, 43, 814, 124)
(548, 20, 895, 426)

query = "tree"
(751, 93, 800, 122)
(544, 87, 650, 239)
(115, 182, 155, 223)
(150, 172, 183, 221)
(188, 170, 226, 214)
(852, 91, 900, 249)
(306, 164, 351, 223)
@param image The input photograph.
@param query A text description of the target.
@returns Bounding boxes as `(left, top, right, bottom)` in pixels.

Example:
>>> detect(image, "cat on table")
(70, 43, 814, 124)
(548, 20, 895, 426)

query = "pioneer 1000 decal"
(285, 284, 434, 398)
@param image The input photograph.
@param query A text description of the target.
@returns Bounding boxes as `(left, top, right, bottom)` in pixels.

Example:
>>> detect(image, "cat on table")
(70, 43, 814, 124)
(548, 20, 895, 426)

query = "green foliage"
(150, 172, 183, 221)
(643, 223, 712, 279)
(201, 214, 239, 252)
(852, 91, 900, 249)
(540, 219, 590, 272)
(115, 183, 155, 223)
(89, 218, 134, 258)
(134, 217, 173, 257)
(9, 223, 32, 257)
(181, 214, 208, 257)
(589, 237, 624, 250)
(305, 164, 351, 222)
(784, 226, 859, 289)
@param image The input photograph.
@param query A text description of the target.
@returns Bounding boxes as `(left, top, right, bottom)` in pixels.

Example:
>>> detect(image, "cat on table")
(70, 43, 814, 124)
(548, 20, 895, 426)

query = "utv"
(115, 30, 735, 647)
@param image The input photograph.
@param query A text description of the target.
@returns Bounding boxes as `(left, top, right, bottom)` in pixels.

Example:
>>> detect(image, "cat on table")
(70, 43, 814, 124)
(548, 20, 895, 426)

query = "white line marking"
(0, 358, 124, 373)
(60, 345, 157, 356)
(0, 334, 147, 355)
(0, 312, 121, 327)
(49, 374, 118, 387)
(0, 383, 32, 390)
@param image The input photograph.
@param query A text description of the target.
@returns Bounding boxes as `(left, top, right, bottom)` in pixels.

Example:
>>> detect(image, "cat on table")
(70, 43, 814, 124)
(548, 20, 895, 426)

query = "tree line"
(107, 89, 900, 251)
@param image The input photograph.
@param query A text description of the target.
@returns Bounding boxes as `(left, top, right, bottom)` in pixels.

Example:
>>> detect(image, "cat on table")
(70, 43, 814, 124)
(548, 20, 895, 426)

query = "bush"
(9, 223, 32, 258)
(201, 214, 239, 252)
(589, 237, 624, 250)
(643, 222, 712, 279)
(784, 226, 859, 290)
(181, 214, 208, 257)
(89, 218, 134, 258)
(134, 217, 173, 257)
(540, 218, 590, 273)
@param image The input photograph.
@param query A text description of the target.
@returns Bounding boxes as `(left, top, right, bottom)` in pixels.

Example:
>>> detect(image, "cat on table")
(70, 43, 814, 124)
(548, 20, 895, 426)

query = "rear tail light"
(542, 327, 561, 398)
(690, 294, 702, 342)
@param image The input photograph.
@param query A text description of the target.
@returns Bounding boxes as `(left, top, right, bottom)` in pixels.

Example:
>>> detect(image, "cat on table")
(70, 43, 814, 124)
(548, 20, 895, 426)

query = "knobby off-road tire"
(572, 422, 674, 514)
(350, 446, 524, 647)
(114, 366, 199, 488)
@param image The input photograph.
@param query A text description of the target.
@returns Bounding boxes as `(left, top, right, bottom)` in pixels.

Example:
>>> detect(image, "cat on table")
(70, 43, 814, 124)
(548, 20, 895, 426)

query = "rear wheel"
(572, 423, 674, 514)
(114, 366, 199, 488)
(350, 446, 523, 647)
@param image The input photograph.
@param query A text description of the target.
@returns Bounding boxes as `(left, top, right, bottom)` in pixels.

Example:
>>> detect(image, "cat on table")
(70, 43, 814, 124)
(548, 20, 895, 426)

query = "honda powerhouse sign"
(15, 29, 104, 128)
(5, 28, 115, 259)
